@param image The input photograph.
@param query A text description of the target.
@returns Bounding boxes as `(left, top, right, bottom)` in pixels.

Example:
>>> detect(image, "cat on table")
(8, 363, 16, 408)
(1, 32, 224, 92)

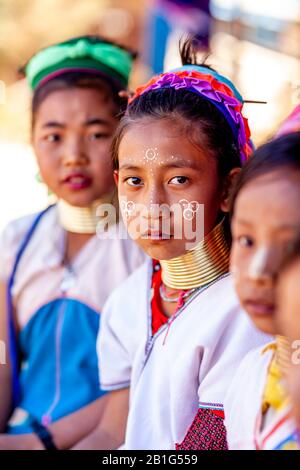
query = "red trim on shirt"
(211, 409, 225, 419)
(260, 409, 292, 449)
(151, 260, 169, 336)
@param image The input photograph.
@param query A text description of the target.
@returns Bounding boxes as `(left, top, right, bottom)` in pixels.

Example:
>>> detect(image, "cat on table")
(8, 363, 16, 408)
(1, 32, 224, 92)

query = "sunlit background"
(0, 0, 299, 231)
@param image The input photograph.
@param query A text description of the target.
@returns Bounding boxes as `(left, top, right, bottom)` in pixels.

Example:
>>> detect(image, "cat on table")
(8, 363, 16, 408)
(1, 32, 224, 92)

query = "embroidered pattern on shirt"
(175, 408, 228, 450)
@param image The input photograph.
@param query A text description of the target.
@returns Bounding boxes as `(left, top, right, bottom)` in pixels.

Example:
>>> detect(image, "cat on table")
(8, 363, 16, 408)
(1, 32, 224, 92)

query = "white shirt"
(224, 344, 300, 450)
(0, 205, 146, 328)
(98, 260, 270, 449)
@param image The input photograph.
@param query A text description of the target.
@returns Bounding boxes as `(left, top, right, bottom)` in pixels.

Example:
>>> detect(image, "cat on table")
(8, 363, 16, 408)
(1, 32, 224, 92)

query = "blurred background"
(0, 0, 299, 230)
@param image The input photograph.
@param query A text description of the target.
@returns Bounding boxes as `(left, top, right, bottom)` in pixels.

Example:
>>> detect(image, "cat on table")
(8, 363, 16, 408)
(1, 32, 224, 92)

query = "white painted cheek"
(248, 247, 269, 279)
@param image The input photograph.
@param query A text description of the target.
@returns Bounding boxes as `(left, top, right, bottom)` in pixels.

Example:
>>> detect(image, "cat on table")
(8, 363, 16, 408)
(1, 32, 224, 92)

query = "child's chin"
(60, 191, 97, 208)
(141, 240, 186, 261)
(246, 311, 277, 336)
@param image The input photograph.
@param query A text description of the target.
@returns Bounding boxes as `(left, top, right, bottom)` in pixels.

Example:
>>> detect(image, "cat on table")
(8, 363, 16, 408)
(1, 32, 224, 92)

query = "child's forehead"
(35, 87, 116, 121)
(118, 126, 207, 165)
(237, 170, 300, 207)
(121, 117, 184, 143)
(118, 148, 195, 171)
(119, 142, 190, 162)
(233, 180, 300, 233)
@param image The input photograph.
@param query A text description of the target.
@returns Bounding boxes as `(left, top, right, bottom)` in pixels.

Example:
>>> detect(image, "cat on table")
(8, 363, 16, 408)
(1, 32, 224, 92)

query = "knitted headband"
(25, 36, 134, 91)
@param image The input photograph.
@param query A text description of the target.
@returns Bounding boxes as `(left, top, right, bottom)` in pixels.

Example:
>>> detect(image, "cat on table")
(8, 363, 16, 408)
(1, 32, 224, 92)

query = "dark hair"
(229, 132, 300, 217)
(111, 37, 241, 179)
(30, 73, 129, 129)
(179, 35, 214, 70)
(20, 35, 137, 129)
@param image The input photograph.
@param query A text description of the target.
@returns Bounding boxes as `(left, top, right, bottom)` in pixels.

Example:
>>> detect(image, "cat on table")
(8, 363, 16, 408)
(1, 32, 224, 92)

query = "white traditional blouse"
(98, 259, 270, 449)
(224, 344, 300, 450)
(0, 205, 145, 434)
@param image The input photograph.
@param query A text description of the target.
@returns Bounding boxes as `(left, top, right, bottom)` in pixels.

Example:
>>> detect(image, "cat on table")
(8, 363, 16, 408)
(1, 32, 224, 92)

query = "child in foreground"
(277, 239, 300, 434)
(225, 131, 300, 450)
(91, 38, 270, 450)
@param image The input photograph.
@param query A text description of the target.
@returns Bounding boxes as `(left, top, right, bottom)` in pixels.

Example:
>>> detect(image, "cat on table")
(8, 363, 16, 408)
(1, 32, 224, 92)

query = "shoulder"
(224, 343, 274, 411)
(192, 274, 239, 310)
(0, 211, 45, 281)
(1, 212, 39, 244)
(200, 275, 271, 340)
(224, 343, 275, 449)
(1, 205, 57, 244)
(99, 222, 147, 269)
(234, 343, 275, 382)
(189, 274, 247, 330)
(192, 275, 272, 386)
(0, 206, 59, 282)
(103, 259, 151, 312)
(101, 259, 151, 337)
(98, 259, 150, 383)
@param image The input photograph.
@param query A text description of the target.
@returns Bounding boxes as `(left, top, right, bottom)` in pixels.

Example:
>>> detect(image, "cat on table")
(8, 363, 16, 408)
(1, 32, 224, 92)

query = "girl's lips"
(244, 300, 275, 316)
(62, 174, 92, 190)
(141, 231, 173, 242)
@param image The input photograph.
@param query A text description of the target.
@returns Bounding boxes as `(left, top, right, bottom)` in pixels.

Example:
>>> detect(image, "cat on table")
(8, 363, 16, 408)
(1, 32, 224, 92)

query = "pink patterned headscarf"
(129, 65, 253, 164)
(276, 104, 300, 138)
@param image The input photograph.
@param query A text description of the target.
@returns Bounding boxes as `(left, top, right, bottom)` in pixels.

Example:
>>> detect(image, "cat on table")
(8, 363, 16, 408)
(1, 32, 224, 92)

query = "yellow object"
(262, 337, 290, 414)
(58, 198, 114, 234)
(276, 335, 291, 377)
(281, 441, 300, 450)
(160, 220, 229, 289)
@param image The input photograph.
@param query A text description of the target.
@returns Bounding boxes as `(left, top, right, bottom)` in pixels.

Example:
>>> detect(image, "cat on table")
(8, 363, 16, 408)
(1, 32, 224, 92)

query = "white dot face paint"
(139, 150, 193, 174)
(120, 199, 136, 220)
(179, 199, 200, 221)
(144, 147, 158, 162)
(123, 150, 198, 223)
(248, 247, 269, 279)
(143, 149, 158, 198)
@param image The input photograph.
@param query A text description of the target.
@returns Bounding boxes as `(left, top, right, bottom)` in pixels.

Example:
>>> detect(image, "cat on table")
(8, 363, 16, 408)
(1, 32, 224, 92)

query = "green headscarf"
(25, 36, 134, 90)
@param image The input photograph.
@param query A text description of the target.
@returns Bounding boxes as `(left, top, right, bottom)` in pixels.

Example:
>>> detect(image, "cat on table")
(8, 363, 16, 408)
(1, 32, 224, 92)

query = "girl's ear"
(220, 167, 241, 212)
(113, 170, 119, 186)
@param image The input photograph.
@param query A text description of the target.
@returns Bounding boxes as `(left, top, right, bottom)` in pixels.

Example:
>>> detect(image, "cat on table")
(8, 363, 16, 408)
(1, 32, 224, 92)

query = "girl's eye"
(44, 134, 61, 143)
(237, 235, 254, 248)
(125, 177, 143, 187)
(169, 176, 189, 185)
(88, 132, 109, 141)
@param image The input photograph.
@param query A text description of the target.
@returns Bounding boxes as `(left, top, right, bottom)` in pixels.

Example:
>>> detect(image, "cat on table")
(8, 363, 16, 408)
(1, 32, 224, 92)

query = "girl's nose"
(142, 188, 169, 220)
(147, 182, 169, 208)
(62, 138, 89, 167)
(248, 247, 279, 285)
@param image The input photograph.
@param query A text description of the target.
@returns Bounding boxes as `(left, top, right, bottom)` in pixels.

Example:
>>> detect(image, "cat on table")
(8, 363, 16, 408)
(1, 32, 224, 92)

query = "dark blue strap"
(31, 418, 58, 450)
(7, 205, 54, 408)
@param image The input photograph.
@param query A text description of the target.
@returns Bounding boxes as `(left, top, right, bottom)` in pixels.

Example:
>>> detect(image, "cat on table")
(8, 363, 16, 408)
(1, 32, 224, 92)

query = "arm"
(71, 278, 134, 450)
(49, 393, 109, 449)
(0, 386, 128, 450)
(72, 387, 129, 450)
(0, 281, 12, 432)
(0, 393, 109, 450)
